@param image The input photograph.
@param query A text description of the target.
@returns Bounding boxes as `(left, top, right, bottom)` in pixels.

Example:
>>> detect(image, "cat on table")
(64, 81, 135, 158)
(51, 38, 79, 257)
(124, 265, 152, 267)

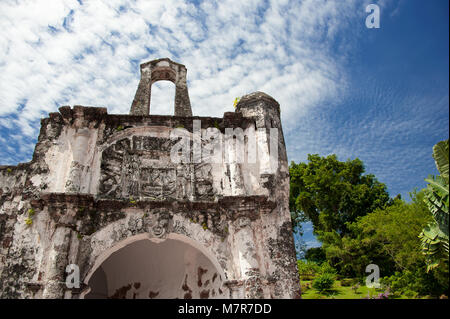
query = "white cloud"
(0, 0, 364, 162)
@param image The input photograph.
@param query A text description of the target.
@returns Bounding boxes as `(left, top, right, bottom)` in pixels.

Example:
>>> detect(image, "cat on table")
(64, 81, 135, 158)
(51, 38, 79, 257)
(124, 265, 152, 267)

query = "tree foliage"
(289, 154, 390, 236)
(297, 260, 320, 277)
(353, 192, 432, 272)
(328, 190, 448, 295)
(304, 247, 326, 265)
(419, 140, 449, 271)
(291, 152, 449, 297)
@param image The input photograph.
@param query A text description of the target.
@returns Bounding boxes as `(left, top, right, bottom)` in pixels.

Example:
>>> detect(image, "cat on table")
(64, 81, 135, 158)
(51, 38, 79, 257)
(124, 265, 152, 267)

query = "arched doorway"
(82, 234, 228, 299)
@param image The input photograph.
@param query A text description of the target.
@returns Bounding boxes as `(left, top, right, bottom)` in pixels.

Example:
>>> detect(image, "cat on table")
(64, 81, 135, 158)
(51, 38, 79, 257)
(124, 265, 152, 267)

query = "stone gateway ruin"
(0, 58, 300, 299)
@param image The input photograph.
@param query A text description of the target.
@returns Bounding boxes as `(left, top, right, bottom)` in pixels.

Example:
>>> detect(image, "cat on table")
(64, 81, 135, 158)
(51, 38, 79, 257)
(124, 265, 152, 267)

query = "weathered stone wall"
(0, 60, 300, 299)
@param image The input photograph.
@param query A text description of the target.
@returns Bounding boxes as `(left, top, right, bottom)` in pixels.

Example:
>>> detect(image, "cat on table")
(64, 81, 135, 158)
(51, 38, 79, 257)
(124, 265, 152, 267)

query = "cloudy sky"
(0, 0, 448, 248)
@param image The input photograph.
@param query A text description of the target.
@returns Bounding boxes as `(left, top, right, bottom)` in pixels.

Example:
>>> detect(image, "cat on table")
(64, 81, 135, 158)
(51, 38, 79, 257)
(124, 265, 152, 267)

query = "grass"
(301, 278, 437, 299)
(300, 279, 401, 299)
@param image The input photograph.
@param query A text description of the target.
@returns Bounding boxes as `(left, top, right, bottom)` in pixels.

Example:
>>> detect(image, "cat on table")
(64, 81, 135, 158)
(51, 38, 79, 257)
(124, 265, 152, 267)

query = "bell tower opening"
(83, 236, 228, 299)
(130, 58, 193, 117)
(149, 81, 176, 115)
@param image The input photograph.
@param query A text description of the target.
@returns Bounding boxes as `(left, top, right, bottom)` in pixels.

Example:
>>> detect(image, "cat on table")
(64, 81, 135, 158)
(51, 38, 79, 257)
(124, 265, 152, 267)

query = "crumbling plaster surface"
(0, 59, 300, 299)
(36, 116, 275, 199)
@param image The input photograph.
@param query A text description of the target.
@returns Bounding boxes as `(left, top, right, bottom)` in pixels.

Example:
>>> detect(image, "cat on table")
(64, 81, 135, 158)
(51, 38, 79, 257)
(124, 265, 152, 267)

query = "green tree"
(289, 154, 390, 237)
(347, 190, 448, 296)
(304, 247, 326, 264)
(419, 139, 449, 271)
(297, 260, 320, 278)
(355, 191, 432, 271)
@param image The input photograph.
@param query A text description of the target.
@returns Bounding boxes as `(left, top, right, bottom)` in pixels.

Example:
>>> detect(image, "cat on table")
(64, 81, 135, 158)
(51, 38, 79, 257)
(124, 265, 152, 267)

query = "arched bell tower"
(130, 58, 192, 117)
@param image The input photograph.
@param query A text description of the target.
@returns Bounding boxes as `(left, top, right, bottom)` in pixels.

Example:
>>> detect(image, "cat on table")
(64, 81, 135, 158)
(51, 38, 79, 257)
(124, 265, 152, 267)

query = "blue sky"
(291, 0, 449, 250)
(0, 0, 448, 250)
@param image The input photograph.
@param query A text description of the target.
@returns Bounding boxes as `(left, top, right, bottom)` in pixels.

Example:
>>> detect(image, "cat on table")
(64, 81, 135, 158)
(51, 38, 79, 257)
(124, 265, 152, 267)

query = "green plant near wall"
(116, 125, 124, 131)
(233, 97, 241, 108)
(24, 208, 36, 226)
(419, 139, 449, 271)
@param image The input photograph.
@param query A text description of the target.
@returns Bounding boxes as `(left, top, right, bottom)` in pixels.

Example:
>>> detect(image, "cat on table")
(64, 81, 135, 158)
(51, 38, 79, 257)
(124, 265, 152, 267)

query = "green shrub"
(319, 261, 337, 275)
(403, 289, 418, 298)
(297, 260, 320, 277)
(380, 265, 449, 298)
(340, 278, 353, 287)
(351, 283, 361, 294)
(301, 275, 316, 281)
(302, 282, 312, 290)
(312, 273, 335, 293)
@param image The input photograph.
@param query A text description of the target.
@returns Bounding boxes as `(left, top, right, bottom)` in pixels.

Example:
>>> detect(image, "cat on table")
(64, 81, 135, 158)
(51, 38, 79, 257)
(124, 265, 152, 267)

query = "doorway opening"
(83, 236, 227, 299)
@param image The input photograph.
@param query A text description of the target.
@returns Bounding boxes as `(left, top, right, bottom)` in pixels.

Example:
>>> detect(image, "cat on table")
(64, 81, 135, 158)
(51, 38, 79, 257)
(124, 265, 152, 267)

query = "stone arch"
(80, 232, 229, 299)
(98, 125, 173, 152)
(130, 58, 192, 117)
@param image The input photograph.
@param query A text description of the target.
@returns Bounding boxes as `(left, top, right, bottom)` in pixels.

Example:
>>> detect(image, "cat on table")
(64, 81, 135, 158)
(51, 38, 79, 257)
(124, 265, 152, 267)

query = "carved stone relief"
(99, 134, 215, 201)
